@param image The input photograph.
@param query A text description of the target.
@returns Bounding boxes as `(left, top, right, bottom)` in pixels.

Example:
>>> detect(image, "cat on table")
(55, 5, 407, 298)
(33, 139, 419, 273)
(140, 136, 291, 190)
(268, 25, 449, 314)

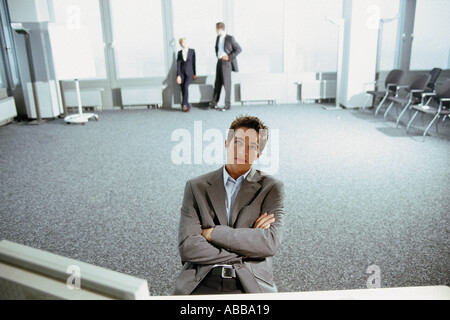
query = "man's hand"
(201, 227, 214, 242)
(221, 55, 230, 61)
(193, 75, 197, 80)
(177, 76, 182, 85)
(253, 213, 275, 229)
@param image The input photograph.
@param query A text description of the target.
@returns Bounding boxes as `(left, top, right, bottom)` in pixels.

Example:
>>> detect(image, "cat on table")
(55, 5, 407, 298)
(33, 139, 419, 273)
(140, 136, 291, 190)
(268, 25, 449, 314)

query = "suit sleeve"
(210, 182, 285, 259)
(178, 181, 241, 265)
(229, 36, 242, 61)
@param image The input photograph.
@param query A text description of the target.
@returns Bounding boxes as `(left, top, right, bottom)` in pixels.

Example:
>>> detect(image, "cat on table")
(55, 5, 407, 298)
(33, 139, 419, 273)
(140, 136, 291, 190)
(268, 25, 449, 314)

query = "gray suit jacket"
(172, 166, 285, 295)
(215, 35, 242, 72)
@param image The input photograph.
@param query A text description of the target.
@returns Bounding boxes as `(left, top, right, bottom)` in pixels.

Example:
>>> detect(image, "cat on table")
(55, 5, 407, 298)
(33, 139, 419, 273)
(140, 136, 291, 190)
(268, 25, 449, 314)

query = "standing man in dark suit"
(209, 22, 242, 112)
(177, 38, 196, 113)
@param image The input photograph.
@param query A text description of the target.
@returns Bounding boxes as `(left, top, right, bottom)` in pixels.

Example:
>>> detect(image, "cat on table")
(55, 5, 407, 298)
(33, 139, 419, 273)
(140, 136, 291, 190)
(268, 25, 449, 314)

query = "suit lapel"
(229, 167, 261, 227)
(215, 36, 220, 54)
(224, 35, 230, 54)
(206, 168, 228, 226)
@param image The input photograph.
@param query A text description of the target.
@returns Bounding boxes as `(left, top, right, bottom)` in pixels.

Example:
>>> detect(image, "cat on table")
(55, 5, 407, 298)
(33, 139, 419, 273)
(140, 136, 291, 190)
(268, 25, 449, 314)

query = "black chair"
(383, 73, 431, 127)
(426, 68, 442, 92)
(366, 69, 404, 115)
(406, 79, 450, 140)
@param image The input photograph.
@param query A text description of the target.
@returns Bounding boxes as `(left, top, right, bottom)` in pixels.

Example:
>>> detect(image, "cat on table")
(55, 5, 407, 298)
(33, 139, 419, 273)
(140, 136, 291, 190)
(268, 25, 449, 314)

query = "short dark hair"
(216, 22, 226, 30)
(227, 115, 269, 153)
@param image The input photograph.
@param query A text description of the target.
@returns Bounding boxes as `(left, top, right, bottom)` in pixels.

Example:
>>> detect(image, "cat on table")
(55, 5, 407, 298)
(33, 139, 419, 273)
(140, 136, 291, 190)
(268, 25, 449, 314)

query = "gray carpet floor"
(0, 103, 449, 296)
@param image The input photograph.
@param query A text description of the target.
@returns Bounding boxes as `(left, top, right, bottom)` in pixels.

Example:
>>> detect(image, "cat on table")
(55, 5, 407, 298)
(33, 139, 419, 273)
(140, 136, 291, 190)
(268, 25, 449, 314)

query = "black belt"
(209, 266, 236, 279)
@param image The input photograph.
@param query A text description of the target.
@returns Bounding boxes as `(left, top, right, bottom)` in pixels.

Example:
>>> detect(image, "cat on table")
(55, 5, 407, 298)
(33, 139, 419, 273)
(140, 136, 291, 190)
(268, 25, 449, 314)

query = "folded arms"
(178, 181, 284, 265)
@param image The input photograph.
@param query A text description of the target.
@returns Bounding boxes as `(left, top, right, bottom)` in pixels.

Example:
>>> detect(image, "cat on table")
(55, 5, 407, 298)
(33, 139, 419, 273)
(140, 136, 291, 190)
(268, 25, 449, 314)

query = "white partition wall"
(0, 240, 151, 300)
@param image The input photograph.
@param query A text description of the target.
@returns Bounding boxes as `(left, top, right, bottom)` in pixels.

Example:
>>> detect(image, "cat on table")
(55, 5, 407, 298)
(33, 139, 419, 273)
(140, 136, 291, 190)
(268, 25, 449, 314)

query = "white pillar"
(340, 0, 380, 108)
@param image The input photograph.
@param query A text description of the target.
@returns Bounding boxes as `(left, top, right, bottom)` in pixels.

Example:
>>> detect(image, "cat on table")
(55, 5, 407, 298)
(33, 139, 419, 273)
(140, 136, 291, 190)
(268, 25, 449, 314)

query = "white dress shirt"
(223, 165, 251, 226)
(211, 166, 251, 269)
(217, 33, 227, 59)
(182, 48, 189, 62)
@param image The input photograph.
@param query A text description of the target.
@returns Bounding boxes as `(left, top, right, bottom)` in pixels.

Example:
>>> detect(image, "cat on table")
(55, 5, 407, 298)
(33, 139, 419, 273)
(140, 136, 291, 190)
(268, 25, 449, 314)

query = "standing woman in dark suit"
(177, 38, 196, 112)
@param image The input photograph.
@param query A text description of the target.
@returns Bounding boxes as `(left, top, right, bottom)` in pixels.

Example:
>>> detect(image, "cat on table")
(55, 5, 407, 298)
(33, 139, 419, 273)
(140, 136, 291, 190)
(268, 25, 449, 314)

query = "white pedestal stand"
(64, 79, 98, 125)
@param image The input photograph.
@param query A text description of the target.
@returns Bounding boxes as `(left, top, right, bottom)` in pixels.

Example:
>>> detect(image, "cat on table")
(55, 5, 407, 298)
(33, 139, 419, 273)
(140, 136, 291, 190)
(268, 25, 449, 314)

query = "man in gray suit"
(209, 22, 242, 112)
(172, 116, 285, 295)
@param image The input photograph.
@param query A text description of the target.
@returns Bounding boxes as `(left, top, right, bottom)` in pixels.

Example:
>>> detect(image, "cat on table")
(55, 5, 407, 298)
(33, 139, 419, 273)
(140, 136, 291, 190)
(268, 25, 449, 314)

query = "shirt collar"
(220, 32, 227, 39)
(223, 165, 251, 185)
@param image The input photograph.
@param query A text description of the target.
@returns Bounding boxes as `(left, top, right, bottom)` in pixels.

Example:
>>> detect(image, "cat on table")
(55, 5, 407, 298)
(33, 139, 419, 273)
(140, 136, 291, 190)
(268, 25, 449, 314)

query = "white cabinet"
(121, 87, 163, 108)
(64, 88, 103, 111)
(296, 80, 337, 102)
(0, 97, 17, 126)
(23, 81, 61, 119)
(241, 82, 283, 104)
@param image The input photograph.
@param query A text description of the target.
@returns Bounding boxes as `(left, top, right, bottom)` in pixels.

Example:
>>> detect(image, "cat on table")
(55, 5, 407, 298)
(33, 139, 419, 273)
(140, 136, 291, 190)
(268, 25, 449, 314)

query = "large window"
(110, 0, 166, 79)
(377, 0, 400, 72)
(410, 0, 450, 70)
(0, 10, 6, 89)
(232, 0, 284, 73)
(52, 0, 107, 79)
(0, 0, 20, 86)
(172, 0, 224, 76)
(291, 0, 343, 74)
(0, 52, 6, 88)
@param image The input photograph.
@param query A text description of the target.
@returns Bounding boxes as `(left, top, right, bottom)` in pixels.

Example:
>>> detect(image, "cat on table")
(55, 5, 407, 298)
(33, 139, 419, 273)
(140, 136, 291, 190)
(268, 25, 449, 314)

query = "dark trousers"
(180, 73, 192, 108)
(213, 59, 232, 107)
(191, 275, 245, 295)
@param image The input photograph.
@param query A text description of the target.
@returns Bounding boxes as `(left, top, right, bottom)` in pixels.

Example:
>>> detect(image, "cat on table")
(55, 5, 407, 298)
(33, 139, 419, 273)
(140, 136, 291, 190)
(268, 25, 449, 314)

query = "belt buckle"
(221, 266, 233, 279)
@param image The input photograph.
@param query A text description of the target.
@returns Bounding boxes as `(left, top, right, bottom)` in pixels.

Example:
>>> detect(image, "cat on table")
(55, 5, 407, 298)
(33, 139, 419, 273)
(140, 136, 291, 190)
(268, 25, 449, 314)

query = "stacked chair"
(365, 69, 404, 116)
(406, 79, 450, 141)
(364, 68, 449, 140)
(382, 73, 431, 127)
(425, 68, 442, 92)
